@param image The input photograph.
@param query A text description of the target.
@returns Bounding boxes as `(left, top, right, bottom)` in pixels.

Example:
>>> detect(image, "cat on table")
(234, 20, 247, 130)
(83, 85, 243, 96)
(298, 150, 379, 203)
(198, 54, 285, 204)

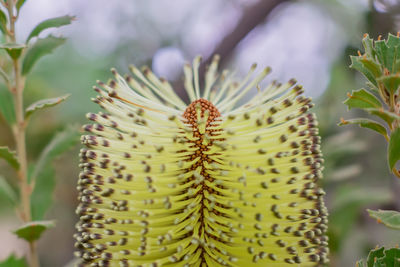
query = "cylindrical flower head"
(75, 55, 329, 266)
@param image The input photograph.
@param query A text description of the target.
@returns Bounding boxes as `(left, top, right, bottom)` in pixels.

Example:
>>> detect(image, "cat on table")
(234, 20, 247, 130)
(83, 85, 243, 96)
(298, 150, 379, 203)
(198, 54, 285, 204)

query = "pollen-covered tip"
(75, 55, 328, 266)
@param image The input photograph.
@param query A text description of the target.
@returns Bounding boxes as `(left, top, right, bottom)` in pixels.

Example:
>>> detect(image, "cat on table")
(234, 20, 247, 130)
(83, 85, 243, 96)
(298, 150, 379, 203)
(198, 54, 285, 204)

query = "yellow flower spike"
(75, 55, 329, 267)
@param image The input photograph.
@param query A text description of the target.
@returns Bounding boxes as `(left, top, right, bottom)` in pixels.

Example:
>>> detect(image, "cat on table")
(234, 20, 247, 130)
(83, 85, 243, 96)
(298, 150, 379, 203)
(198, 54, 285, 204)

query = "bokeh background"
(1, 0, 400, 266)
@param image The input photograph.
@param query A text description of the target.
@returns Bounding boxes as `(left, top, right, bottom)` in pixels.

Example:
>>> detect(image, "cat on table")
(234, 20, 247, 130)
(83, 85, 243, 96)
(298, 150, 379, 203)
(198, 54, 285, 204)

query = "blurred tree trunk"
(201, 0, 289, 69)
(175, 0, 289, 100)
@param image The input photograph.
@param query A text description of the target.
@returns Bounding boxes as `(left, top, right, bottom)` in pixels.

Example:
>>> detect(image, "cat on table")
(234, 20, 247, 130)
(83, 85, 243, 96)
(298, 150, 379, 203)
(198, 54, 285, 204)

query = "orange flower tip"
(357, 50, 362, 56)
(340, 117, 347, 124)
(346, 92, 352, 98)
(377, 218, 382, 223)
(363, 33, 368, 38)
(378, 35, 382, 41)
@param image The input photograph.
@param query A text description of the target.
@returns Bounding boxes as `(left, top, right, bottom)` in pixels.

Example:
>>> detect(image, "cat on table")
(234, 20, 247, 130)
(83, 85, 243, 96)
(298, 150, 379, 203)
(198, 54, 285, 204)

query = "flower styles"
(75, 55, 329, 266)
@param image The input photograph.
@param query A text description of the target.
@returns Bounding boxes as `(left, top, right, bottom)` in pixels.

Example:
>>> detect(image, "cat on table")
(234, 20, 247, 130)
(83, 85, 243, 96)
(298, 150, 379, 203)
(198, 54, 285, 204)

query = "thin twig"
(4, 1, 39, 267)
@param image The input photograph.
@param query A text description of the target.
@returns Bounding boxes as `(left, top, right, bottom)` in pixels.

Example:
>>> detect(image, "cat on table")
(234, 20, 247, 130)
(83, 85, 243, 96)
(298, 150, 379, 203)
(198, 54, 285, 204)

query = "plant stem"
(5, 2, 39, 267)
(12, 59, 30, 222)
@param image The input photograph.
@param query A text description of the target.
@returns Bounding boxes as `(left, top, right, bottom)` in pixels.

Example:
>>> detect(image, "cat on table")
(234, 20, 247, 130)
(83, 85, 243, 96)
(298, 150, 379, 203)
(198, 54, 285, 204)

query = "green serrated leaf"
(22, 36, 66, 76)
(338, 118, 388, 139)
(388, 127, 400, 171)
(367, 247, 385, 267)
(16, 0, 27, 12)
(378, 248, 400, 267)
(377, 74, 400, 95)
(0, 175, 17, 205)
(13, 220, 55, 242)
(25, 94, 70, 119)
(344, 88, 382, 110)
(0, 85, 16, 125)
(365, 108, 400, 126)
(359, 58, 382, 77)
(0, 43, 26, 60)
(375, 40, 396, 73)
(0, 146, 20, 170)
(27, 15, 75, 43)
(363, 247, 400, 267)
(386, 33, 400, 48)
(362, 34, 375, 58)
(0, 9, 7, 34)
(30, 126, 79, 220)
(350, 56, 378, 86)
(367, 209, 400, 230)
(0, 254, 27, 267)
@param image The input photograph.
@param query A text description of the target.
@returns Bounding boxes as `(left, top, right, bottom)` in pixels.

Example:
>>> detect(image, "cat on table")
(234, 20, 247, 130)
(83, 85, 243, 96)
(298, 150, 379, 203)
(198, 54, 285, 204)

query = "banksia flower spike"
(75, 55, 329, 266)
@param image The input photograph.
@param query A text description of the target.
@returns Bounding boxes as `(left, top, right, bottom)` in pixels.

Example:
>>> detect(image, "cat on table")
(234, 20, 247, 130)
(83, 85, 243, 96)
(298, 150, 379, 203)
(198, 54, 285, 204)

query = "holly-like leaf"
(367, 247, 385, 267)
(388, 127, 400, 171)
(30, 125, 79, 220)
(379, 248, 400, 267)
(344, 88, 382, 110)
(367, 209, 400, 230)
(386, 33, 400, 48)
(22, 36, 66, 76)
(0, 146, 20, 170)
(0, 85, 16, 125)
(0, 43, 26, 60)
(0, 254, 27, 267)
(361, 247, 400, 267)
(25, 94, 70, 119)
(0, 175, 17, 205)
(365, 108, 400, 126)
(362, 34, 375, 58)
(27, 15, 75, 43)
(13, 220, 55, 242)
(359, 58, 382, 77)
(377, 74, 400, 95)
(350, 56, 378, 87)
(339, 118, 388, 139)
(375, 40, 396, 73)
